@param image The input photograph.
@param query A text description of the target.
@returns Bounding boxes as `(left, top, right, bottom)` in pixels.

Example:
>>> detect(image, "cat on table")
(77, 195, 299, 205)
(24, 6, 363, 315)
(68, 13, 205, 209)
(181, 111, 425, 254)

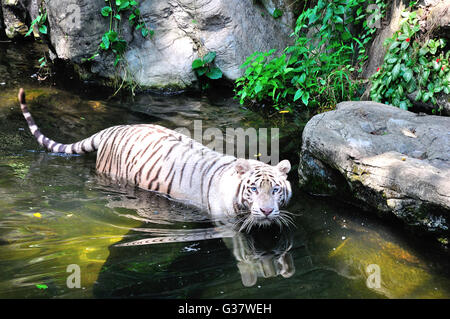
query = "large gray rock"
(44, 0, 294, 90)
(299, 101, 450, 241)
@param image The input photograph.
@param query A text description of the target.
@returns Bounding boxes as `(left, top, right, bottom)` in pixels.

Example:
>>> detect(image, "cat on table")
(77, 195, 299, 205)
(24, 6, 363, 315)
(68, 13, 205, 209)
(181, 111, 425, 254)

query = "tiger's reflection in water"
(94, 176, 307, 291)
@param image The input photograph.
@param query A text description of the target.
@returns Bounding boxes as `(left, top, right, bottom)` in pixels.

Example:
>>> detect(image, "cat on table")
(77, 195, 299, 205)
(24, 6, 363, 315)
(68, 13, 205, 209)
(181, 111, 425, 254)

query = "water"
(0, 42, 449, 299)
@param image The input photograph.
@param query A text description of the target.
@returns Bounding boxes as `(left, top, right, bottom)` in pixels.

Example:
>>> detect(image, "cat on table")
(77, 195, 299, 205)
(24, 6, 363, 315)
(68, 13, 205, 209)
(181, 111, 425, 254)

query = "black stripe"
(166, 169, 176, 195)
(80, 139, 87, 153)
(163, 160, 176, 182)
(200, 156, 221, 202)
(101, 126, 128, 173)
(163, 142, 178, 160)
(189, 160, 200, 188)
(144, 153, 163, 184)
(90, 135, 96, 151)
(206, 159, 236, 211)
(135, 143, 163, 182)
(178, 162, 188, 187)
(148, 166, 162, 190)
(105, 127, 128, 174)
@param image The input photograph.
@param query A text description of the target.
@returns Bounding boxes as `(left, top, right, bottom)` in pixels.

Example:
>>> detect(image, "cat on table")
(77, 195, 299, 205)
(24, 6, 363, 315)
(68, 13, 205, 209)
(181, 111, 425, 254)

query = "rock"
(407, 91, 450, 116)
(299, 101, 450, 240)
(1, 0, 29, 39)
(44, 0, 294, 90)
(421, 0, 450, 39)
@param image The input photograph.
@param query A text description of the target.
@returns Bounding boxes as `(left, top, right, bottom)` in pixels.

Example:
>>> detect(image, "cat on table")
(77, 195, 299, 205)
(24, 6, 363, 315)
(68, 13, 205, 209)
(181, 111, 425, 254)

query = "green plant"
(235, 0, 386, 112)
(192, 51, 223, 80)
(89, 0, 153, 67)
(370, 10, 450, 110)
(25, 3, 48, 37)
(272, 8, 283, 19)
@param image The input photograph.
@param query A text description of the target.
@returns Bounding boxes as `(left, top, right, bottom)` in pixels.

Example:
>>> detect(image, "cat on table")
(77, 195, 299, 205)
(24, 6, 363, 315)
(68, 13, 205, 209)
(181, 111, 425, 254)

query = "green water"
(0, 42, 449, 299)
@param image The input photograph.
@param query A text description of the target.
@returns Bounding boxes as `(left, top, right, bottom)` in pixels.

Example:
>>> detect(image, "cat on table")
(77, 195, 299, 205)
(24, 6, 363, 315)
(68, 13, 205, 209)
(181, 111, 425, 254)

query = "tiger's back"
(95, 123, 237, 209)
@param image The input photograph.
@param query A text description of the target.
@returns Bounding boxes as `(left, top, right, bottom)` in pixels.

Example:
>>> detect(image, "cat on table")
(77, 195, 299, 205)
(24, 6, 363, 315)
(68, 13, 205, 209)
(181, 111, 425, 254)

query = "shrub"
(370, 10, 450, 110)
(235, 0, 386, 112)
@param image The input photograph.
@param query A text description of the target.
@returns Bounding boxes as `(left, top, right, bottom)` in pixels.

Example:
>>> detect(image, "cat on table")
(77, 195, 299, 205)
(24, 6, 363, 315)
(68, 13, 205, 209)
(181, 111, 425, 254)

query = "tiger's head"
(233, 158, 293, 231)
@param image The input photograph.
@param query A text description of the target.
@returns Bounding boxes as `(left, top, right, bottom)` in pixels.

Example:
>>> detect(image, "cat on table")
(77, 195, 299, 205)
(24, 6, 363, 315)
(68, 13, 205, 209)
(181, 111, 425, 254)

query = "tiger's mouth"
(236, 210, 295, 233)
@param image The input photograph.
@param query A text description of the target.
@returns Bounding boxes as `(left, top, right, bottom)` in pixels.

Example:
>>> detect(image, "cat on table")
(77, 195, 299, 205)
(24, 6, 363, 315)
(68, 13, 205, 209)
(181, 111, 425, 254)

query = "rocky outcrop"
(299, 101, 450, 241)
(1, 0, 29, 39)
(42, 0, 294, 90)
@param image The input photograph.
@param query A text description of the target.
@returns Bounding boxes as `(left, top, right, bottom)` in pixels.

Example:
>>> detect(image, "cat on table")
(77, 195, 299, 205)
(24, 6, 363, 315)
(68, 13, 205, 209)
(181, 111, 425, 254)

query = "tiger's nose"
(260, 207, 274, 216)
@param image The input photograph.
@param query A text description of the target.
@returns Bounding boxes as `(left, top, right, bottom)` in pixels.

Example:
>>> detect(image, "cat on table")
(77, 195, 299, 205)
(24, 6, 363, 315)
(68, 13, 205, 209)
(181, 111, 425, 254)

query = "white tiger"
(18, 88, 293, 230)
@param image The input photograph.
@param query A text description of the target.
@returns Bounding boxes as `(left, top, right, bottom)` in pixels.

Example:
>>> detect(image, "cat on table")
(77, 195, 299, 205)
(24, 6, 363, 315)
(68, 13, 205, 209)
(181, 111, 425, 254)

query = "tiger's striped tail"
(19, 88, 102, 154)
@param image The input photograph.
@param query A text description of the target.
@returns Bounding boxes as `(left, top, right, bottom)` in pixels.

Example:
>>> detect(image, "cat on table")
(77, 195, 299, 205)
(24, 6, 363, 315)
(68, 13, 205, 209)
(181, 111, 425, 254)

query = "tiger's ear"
(235, 158, 251, 176)
(276, 160, 291, 176)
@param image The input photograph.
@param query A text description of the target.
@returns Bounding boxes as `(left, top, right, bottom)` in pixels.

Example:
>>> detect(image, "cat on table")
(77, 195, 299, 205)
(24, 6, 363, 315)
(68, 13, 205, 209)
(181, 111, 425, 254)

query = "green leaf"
(301, 91, 310, 106)
(392, 63, 401, 79)
(107, 30, 118, 42)
(112, 39, 127, 55)
(293, 89, 303, 102)
(203, 51, 216, 64)
(39, 24, 47, 34)
(401, 40, 410, 50)
(206, 67, 223, 79)
(389, 41, 400, 51)
(403, 69, 413, 82)
(399, 101, 408, 110)
(25, 27, 34, 37)
(101, 6, 112, 17)
(114, 14, 121, 20)
(36, 284, 48, 290)
(272, 8, 283, 19)
(415, 90, 422, 101)
(299, 73, 306, 84)
(386, 57, 398, 64)
(192, 59, 204, 69)
(141, 27, 149, 37)
(119, 1, 130, 11)
(101, 34, 110, 50)
(254, 82, 263, 94)
(196, 66, 208, 76)
(114, 55, 121, 67)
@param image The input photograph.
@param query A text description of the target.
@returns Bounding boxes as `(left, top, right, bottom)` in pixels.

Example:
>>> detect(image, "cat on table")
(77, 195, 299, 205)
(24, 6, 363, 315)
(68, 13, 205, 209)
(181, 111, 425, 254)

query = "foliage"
(89, 0, 153, 67)
(235, 0, 386, 112)
(25, 3, 48, 37)
(370, 10, 450, 110)
(192, 51, 223, 80)
(192, 51, 223, 90)
(272, 8, 283, 19)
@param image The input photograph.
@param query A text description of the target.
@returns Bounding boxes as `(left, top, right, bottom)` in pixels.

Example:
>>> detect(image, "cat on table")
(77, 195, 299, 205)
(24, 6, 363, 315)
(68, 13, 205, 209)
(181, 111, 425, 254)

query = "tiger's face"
(234, 159, 293, 231)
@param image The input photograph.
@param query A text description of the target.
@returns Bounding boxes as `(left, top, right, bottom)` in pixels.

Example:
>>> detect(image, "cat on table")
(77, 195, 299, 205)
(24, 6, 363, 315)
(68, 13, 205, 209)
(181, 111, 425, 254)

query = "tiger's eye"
(272, 186, 280, 194)
(250, 187, 257, 192)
